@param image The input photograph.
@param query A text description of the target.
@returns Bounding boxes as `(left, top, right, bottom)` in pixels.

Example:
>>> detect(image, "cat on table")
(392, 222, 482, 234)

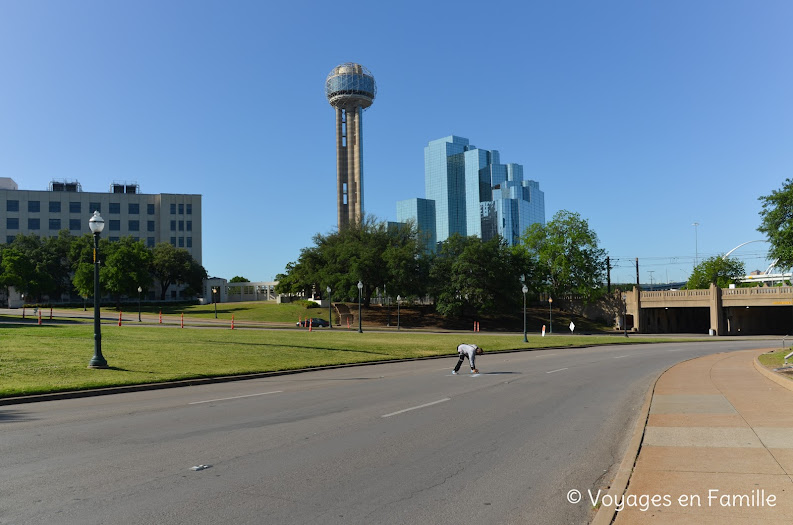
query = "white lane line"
(613, 355, 629, 359)
(189, 391, 283, 405)
(381, 398, 451, 418)
(546, 368, 568, 374)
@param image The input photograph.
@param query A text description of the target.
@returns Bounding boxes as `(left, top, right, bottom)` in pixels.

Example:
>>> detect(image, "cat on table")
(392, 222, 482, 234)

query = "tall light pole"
(692, 222, 700, 267)
(212, 287, 218, 318)
(548, 297, 553, 334)
(326, 286, 333, 329)
(137, 286, 142, 322)
(88, 211, 108, 369)
(648, 270, 655, 291)
(357, 281, 363, 333)
(522, 284, 528, 343)
(396, 295, 401, 331)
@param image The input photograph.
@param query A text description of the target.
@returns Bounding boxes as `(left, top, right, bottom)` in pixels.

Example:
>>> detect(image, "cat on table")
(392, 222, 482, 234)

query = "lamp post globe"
(396, 295, 401, 331)
(212, 287, 218, 318)
(326, 286, 333, 329)
(522, 284, 529, 343)
(88, 211, 108, 369)
(357, 281, 363, 333)
(137, 286, 143, 322)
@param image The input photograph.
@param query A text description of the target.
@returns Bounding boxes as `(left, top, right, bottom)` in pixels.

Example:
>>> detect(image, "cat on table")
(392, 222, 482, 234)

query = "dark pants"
(453, 354, 474, 372)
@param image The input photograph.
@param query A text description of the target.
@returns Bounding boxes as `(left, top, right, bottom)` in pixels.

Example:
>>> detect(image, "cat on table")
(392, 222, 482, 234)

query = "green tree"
(275, 216, 427, 306)
(101, 237, 154, 302)
(429, 234, 530, 318)
(519, 210, 608, 302)
(758, 178, 793, 270)
(229, 276, 250, 283)
(0, 234, 71, 302)
(150, 242, 207, 300)
(686, 255, 745, 289)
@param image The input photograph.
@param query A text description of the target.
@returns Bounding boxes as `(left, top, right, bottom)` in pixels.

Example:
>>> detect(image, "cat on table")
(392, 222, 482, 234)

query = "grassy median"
(0, 323, 676, 398)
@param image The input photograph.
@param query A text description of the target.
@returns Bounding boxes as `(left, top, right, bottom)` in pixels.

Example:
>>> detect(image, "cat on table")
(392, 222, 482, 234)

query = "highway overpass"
(624, 284, 793, 335)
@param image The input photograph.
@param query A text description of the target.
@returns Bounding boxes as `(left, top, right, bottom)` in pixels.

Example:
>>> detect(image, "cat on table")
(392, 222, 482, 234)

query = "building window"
(147, 220, 155, 232)
(28, 201, 40, 213)
(129, 220, 140, 231)
(169, 220, 176, 231)
(49, 218, 61, 230)
(186, 237, 192, 248)
(69, 218, 81, 231)
(89, 202, 101, 213)
(170, 237, 176, 246)
(6, 200, 19, 212)
(6, 236, 16, 244)
(147, 237, 155, 247)
(70, 201, 81, 214)
(7, 217, 19, 230)
(178, 203, 184, 214)
(109, 202, 120, 214)
(170, 203, 176, 214)
(129, 203, 140, 214)
(186, 220, 192, 231)
(147, 203, 155, 215)
(178, 237, 184, 247)
(186, 203, 192, 214)
(28, 218, 40, 230)
(178, 220, 184, 231)
(49, 201, 61, 213)
(109, 220, 121, 231)
(109, 237, 119, 242)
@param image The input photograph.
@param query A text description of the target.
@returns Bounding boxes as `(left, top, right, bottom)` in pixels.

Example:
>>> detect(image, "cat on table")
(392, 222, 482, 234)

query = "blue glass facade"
(398, 135, 545, 250)
(396, 198, 436, 252)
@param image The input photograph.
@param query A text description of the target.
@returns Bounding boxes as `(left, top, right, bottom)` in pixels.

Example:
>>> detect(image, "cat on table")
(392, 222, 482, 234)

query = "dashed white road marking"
(189, 391, 283, 405)
(546, 368, 568, 374)
(381, 398, 451, 418)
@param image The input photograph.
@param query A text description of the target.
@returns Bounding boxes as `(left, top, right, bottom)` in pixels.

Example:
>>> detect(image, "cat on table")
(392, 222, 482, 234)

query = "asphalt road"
(0, 338, 774, 525)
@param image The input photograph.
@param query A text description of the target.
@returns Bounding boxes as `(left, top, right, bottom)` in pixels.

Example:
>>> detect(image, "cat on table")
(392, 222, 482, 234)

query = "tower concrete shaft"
(336, 106, 364, 229)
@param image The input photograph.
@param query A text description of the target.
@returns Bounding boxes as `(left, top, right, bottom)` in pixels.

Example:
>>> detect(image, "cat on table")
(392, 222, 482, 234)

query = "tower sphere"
(325, 63, 376, 110)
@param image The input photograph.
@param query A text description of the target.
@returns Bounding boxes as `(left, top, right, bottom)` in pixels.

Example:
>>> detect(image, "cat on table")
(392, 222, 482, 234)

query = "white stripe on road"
(546, 368, 568, 374)
(613, 355, 629, 359)
(189, 391, 283, 405)
(381, 398, 451, 418)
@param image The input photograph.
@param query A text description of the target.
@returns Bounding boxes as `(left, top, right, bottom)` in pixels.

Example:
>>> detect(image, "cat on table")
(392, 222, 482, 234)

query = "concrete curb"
(753, 353, 793, 393)
(590, 369, 658, 525)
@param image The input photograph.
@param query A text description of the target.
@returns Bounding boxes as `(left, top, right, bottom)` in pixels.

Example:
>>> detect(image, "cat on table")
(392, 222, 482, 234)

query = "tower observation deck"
(325, 63, 376, 229)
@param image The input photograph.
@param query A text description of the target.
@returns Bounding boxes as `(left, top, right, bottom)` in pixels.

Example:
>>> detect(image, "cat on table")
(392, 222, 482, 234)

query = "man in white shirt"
(452, 343, 483, 374)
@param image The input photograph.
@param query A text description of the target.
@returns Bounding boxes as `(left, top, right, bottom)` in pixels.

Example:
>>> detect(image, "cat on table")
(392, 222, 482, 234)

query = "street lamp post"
(88, 211, 108, 369)
(357, 281, 363, 333)
(137, 286, 142, 322)
(212, 287, 218, 319)
(326, 286, 332, 329)
(548, 297, 553, 335)
(522, 284, 528, 343)
(396, 295, 401, 331)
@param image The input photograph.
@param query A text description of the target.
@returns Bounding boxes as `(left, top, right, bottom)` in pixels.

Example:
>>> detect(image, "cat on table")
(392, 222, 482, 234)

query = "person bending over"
(452, 343, 483, 374)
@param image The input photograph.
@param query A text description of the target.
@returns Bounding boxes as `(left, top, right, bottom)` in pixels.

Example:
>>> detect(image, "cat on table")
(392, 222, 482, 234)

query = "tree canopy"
(686, 255, 746, 289)
(758, 178, 793, 270)
(518, 210, 608, 303)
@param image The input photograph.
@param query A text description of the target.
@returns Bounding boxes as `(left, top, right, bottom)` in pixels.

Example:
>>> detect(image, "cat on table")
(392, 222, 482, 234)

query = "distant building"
(1, 179, 202, 300)
(397, 136, 545, 249)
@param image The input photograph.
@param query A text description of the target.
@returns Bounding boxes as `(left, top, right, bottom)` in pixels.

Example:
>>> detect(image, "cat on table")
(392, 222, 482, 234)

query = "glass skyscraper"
(398, 135, 545, 249)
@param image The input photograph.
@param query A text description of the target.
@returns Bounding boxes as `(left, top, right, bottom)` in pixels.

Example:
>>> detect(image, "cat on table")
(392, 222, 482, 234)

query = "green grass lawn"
(0, 323, 675, 397)
(758, 347, 793, 369)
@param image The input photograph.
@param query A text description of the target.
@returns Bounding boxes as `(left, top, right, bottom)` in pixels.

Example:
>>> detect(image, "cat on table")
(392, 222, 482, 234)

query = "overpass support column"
(628, 286, 642, 333)
(709, 284, 725, 335)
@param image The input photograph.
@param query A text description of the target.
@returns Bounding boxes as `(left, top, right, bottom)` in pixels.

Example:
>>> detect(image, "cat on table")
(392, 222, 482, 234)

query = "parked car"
(296, 318, 330, 328)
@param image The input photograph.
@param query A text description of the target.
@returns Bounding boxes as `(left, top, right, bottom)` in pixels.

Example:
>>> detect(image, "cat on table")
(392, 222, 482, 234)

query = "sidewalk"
(610, 350, 793, 524)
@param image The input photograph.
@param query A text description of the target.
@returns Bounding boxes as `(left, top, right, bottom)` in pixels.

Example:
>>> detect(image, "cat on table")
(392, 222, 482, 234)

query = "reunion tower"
(325, 63, 376, 229)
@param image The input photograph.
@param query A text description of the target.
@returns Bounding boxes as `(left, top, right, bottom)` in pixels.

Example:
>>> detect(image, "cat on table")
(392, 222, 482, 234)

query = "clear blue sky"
(1, 0, 791, 286)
